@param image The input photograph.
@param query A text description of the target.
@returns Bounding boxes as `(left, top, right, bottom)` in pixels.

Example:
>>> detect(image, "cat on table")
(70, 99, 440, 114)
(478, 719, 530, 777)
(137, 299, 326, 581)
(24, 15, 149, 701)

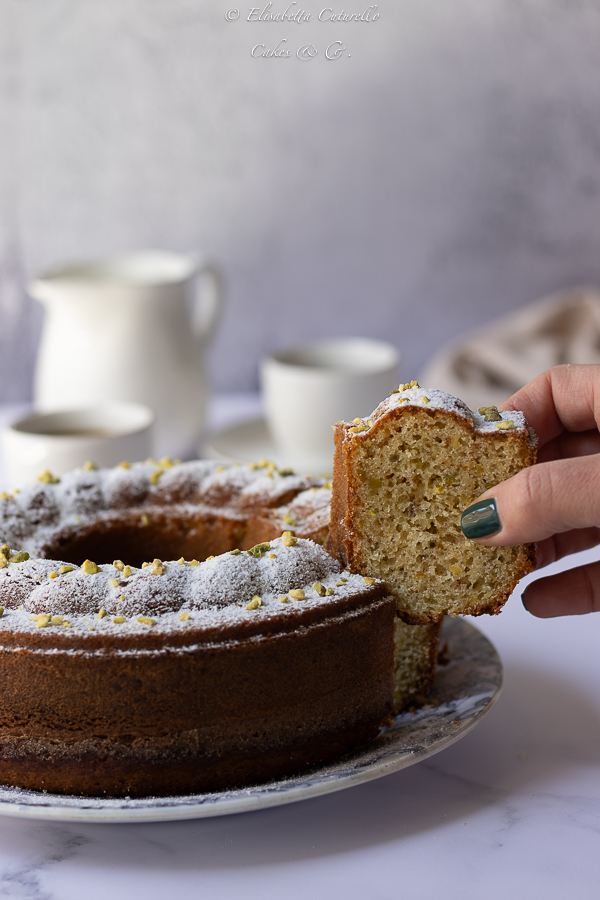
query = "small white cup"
(1, 402, 155, 490)
(260, 338, 401, 472)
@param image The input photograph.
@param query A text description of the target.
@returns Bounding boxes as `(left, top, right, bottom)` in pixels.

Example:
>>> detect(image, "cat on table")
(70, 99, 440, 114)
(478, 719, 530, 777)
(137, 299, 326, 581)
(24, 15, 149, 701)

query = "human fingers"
(522, 561, 600, 617)
(537, 429, 600, 464)
(536, 528, 600, 569)
(500, 364, 600, 449)
(460, 454, 600, 546)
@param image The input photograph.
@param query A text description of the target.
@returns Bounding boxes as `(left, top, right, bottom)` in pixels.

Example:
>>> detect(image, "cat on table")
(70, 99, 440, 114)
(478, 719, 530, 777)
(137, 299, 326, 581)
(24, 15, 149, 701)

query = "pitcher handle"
(191, 260, 225, 348)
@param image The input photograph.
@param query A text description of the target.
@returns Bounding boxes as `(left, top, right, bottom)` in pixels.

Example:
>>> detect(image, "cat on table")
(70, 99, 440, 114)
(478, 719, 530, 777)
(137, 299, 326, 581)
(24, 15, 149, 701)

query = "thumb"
(460, 454, 600, 546)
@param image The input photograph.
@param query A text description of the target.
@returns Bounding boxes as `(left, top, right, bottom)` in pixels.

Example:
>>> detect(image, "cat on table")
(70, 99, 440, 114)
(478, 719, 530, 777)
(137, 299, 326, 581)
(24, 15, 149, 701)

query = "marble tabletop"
(0, 397, 599, 899)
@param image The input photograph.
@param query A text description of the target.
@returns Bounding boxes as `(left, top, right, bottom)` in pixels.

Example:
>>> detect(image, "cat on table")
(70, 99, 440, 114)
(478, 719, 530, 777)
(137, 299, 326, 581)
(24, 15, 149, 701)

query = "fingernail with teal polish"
(460, 498, 501, 539)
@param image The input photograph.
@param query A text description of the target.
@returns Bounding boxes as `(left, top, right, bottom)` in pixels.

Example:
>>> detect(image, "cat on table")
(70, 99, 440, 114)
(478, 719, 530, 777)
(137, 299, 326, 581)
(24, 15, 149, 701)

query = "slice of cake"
(393, 618, 441, 712)
(326, 382, 537, 626)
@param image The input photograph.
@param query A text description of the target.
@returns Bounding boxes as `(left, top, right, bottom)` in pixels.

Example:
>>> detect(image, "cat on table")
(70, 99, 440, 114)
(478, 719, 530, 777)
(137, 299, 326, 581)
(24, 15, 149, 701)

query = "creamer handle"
(192, 260, 225, 348)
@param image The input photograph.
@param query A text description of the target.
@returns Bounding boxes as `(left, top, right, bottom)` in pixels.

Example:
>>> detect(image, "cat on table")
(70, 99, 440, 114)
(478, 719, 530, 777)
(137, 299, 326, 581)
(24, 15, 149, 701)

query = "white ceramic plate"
(0, 618, 501, 823)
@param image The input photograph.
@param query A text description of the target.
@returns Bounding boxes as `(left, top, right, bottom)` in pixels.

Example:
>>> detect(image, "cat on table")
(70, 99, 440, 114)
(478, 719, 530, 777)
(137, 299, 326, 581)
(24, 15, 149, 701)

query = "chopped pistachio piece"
(59, 566, 74, 575)
(179, 612, 191, 621)
(9, 552, 29, 564)
(81, 559, 100, 575)
(49, 570, 58, 579)
(496, 420, 515, 430)
(38, 469, 60, 484)
(289, 589, 305, 601)
(137, 616, 156, 626)
(313, 582, 326, 597)
(246, 597, 262, 611)
(478, 406, 502, 423)
(98, 608, 107, 620)
(247, 542, 271, 558)
(113, 616, 126, 624)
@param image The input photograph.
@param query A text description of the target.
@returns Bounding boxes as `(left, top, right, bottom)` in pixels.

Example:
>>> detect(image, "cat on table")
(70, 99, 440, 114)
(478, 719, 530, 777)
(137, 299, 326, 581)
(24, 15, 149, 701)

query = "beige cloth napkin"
(418, 287, 600, 411)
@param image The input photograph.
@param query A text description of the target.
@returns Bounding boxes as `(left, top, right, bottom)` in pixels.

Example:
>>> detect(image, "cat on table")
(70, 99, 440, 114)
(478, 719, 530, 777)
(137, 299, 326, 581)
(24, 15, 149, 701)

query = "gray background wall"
(2, 0, 600, 399)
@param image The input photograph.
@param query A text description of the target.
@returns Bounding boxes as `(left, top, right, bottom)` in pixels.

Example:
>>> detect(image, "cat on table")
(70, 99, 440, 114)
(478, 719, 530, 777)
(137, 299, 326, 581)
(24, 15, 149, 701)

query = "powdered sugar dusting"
(0, 460, 328, 559)
(0, 537, 380, 640)
(347, 385, 533, 439)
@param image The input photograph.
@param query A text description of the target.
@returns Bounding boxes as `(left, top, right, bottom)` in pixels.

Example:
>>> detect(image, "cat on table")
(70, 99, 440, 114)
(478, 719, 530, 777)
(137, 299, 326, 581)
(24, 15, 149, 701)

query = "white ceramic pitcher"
(29, 251, 224, 459)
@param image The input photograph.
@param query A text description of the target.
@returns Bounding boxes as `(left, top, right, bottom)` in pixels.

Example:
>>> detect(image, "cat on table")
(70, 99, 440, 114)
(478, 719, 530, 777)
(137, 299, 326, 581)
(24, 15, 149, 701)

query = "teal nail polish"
(460, 498, 501, 539)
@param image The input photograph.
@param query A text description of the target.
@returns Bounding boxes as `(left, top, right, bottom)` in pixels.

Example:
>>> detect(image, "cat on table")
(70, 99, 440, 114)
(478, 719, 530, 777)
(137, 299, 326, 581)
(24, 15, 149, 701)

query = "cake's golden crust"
(327, 402, 537, 625)
(0, 589, 395, 797)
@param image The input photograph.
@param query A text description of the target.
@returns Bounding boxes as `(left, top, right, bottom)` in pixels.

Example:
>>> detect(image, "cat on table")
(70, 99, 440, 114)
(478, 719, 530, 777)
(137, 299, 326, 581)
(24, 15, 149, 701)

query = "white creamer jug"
(29, 251, 224, 459)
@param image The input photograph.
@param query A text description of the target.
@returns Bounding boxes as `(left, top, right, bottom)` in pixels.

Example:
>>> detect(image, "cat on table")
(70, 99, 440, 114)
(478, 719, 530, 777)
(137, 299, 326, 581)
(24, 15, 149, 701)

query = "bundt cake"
(0, 535, 394, 797)
(326, 382, 537, 625)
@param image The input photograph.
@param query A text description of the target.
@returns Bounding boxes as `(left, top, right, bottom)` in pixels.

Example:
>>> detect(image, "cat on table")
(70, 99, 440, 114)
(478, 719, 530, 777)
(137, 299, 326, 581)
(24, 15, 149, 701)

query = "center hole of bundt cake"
(43, 515, 246, 568)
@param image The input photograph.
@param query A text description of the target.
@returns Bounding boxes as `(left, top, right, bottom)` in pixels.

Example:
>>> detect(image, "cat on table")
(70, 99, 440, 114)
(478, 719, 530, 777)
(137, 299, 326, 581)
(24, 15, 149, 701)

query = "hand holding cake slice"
(326, 381, 537, 625)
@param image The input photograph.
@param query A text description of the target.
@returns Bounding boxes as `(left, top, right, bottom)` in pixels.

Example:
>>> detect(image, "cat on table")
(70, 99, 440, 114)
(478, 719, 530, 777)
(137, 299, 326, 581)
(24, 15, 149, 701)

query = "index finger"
(500, 364, 600, 449)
